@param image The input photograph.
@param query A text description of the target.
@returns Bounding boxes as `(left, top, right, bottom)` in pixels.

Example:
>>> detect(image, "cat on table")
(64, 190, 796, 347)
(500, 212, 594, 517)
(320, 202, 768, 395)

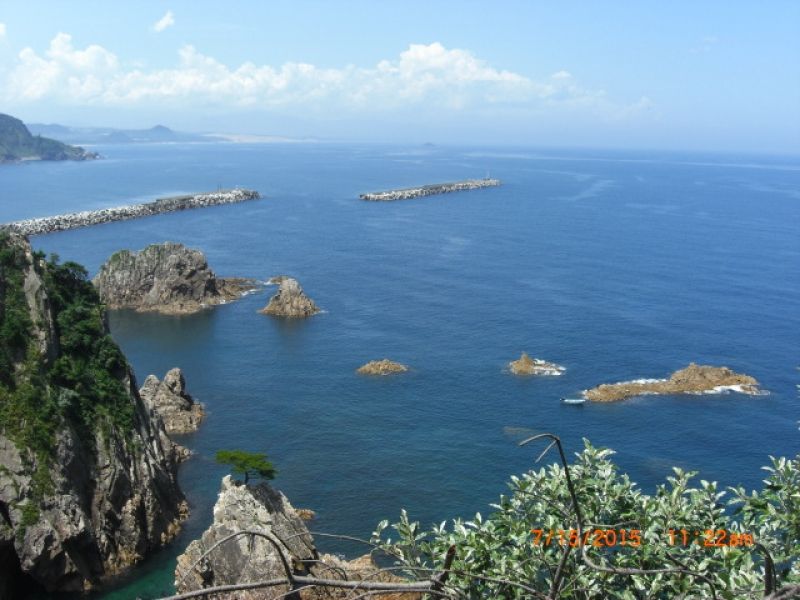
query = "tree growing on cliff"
(215, 450, 276, 485)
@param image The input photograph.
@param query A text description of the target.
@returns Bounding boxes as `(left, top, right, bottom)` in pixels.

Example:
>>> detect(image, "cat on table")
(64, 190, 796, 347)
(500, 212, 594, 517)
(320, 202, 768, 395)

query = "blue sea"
(2, 143, 799, 599)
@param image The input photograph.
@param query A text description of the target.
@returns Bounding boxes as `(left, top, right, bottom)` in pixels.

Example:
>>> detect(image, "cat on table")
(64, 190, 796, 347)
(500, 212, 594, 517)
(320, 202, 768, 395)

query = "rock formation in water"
(508, 352, 565, 376)
(93, 242, 257, 315)
(584, 363, 762, 402)
(259, 277, 320, 318)
(357, 359, 409, 375)
(0, 233, 186, 596)
(175, 475, 419, 599)
(139, 368, 204, 435)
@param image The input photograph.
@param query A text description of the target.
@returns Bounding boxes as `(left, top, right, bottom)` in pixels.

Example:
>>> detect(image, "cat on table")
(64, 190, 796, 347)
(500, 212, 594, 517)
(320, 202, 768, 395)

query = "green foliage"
(216, 449, 276, 485)
(43, 255, 134, 442)
(0, 236, 137, 526)
(0, 232, 33, 382)
(372, 440, 800, 599)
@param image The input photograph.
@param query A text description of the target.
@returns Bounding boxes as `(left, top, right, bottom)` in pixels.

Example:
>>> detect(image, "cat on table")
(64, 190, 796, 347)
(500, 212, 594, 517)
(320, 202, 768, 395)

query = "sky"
(0, 1, 798, 153)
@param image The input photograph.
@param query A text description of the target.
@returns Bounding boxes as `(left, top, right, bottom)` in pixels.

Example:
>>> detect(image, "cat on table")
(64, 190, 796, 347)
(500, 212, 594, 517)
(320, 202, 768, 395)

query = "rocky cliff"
(93, 242, 257, 315)
(584, 363, 762, 402)
(259, 277, 320, 318)
(175, 476, 419, 599)
(0, 232, 186, 596)
(139, 368, 204, 435)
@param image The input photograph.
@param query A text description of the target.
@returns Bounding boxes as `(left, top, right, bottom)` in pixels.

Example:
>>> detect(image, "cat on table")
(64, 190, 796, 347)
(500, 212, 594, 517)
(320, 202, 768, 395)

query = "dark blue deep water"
(2, 143, 799, 598)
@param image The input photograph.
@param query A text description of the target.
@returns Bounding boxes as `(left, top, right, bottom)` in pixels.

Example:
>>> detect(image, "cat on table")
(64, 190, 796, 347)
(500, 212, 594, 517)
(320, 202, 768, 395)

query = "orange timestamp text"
(668, 529, 755, 547)
(530, 528, 641, 547)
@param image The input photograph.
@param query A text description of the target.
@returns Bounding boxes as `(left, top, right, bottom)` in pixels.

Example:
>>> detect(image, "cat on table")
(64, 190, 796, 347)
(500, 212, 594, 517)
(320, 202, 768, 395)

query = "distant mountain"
(0, 113, 98, 163)
(26, 122, 210, 145)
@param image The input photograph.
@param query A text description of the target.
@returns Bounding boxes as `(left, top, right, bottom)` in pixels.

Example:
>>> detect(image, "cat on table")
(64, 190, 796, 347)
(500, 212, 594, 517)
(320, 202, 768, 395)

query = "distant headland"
(0, 113, 98, 163)
(360, 178, 501, 201)
(1, 188, 261, 236)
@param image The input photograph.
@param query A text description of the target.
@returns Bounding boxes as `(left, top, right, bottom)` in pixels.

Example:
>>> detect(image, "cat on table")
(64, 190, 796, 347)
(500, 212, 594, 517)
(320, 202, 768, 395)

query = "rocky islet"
(93, 242, 258, 315)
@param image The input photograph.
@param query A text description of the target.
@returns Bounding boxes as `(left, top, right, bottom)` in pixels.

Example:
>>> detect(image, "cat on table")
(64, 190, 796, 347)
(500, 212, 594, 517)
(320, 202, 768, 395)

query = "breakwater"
(1, 189, 260, 236)
(359, 178, 501, 201)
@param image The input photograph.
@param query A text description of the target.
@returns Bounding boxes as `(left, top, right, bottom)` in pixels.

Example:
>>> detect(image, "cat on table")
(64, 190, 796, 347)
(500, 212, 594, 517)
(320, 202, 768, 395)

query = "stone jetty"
(1, 188, 260, 236)
(360, 178, 501, 201)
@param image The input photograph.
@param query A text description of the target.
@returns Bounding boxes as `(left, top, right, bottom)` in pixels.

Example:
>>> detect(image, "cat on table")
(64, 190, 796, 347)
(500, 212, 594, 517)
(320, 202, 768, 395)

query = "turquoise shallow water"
(2, 143, 799, 599)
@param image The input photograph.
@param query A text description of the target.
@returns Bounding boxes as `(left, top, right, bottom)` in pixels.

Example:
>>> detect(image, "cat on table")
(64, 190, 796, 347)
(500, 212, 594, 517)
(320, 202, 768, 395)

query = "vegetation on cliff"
(0, 233, 133, 466)
(216, 449, 277, 485)
(0, 113, 97, 162)
(0, 233, 185, 594)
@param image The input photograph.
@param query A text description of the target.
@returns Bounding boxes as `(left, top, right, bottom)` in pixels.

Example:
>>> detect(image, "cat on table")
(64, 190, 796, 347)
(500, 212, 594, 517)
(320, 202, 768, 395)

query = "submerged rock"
(139, 368, 204, 435)
(508, 352, 565, 376)
(175, 476, 419, 599)
(357, 359, 409, 375)
(93, 242, 257, 315)
(584, 363, 762, 402)
(259, 277, 320, 318)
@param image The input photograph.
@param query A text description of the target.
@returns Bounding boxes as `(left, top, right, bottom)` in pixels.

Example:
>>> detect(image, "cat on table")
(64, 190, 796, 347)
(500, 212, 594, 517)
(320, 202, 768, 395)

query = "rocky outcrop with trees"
(175, 475, 421, 599)
(93, 242, 257, 315)
(0, 233, 186, 596)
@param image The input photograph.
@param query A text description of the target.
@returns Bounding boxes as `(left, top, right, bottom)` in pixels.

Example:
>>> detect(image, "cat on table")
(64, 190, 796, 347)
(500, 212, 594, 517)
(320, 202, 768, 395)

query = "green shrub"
(216, 449, 277, 484)
(373, 440, 800, 599)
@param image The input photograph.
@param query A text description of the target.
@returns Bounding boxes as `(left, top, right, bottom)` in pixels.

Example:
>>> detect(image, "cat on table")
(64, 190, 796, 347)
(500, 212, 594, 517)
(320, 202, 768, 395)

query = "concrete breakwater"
(359, 178, 501, 201)
(2, 188, 260, 236)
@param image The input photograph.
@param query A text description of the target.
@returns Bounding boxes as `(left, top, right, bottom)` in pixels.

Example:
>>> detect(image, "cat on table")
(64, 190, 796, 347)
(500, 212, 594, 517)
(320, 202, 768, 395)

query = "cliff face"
(93, 242, 256, 314)
(0, 113, 98, 163)
(0, 233, 186, 595)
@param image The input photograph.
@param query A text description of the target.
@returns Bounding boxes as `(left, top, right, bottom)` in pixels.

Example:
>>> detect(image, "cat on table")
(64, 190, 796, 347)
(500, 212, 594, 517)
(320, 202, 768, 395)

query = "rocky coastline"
(1, 188, 260, 236)
(359, 178, 501, 201)
(93, 242, 259, 314)
(584, 363, 763, 402)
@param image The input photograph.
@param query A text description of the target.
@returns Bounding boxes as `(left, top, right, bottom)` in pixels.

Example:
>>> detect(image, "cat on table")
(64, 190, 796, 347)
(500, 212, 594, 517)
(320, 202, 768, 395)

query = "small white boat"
(561, 397, 586, 405)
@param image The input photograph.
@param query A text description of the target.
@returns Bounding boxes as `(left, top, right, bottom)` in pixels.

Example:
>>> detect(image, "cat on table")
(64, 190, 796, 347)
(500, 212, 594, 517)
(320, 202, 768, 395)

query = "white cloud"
(0, 23, 6, 38)
(152, 10, 175, 33)
(2, 34, 649, 120)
